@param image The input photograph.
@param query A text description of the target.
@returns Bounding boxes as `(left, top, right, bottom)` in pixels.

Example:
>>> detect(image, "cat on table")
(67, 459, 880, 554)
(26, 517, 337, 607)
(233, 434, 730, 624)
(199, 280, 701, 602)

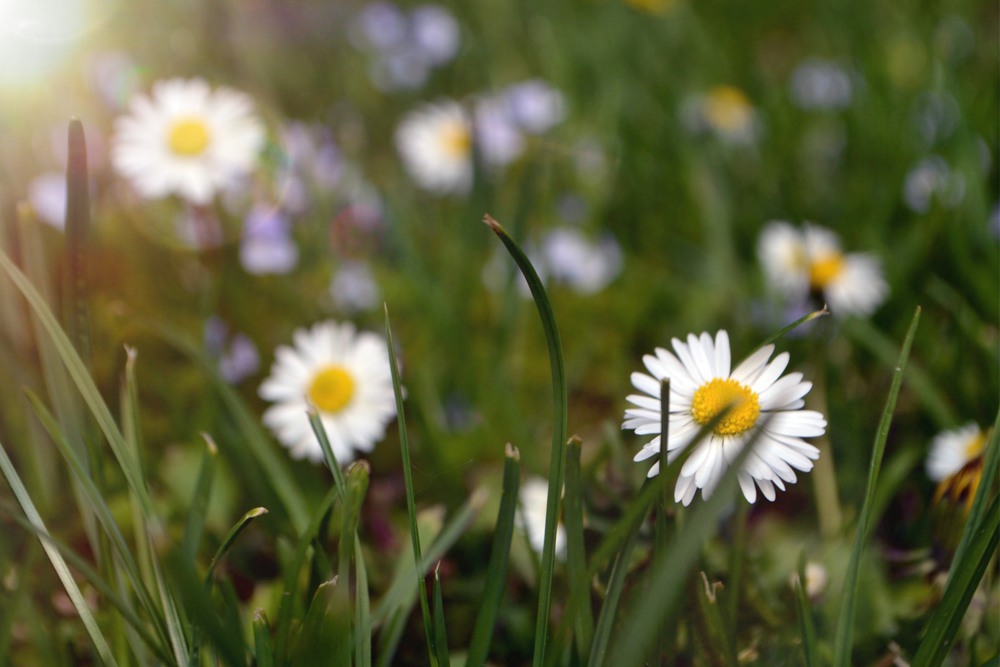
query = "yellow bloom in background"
(259, 321, 397, 464)
(758, 221, 889, 317)
(682, 85, 759, 145)
(624, 330, 826, 505)
(111, 78, 265, 204)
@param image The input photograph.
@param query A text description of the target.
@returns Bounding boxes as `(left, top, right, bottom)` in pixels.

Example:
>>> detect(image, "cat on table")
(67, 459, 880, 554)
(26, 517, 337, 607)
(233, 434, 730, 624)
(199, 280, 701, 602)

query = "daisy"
(395, 100, 472, 194)
(926, 422, 986, 482)
(623, 330, 826, 505)
(758, 221, 888, 317)
(259, 321, 397, 464)
(682, 85, 759, 145)
(516, 477, 567, 560)
(111, 78, 265, 204)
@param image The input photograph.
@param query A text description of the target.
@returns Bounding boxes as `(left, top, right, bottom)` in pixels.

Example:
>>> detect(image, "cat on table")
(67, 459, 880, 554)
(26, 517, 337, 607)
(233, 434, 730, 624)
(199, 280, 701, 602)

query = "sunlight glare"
(0, 0, 90, 88)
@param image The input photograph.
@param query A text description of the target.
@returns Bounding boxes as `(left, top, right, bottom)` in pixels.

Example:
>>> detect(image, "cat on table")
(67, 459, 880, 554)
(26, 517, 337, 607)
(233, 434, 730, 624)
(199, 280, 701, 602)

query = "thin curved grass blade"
(563, 437, 594, 663)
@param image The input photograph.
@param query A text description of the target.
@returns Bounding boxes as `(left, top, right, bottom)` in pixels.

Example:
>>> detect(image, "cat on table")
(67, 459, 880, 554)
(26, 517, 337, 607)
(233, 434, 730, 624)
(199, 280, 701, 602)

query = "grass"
(0, 0, 997, 664)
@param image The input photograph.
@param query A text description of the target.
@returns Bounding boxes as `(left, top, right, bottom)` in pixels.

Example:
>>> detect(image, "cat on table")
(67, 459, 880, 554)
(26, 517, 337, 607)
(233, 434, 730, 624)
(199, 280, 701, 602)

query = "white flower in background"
(410, 5, 461, 65)
(926, 422, 986, 482)
(259, 321, 397, 463)
(541, 227, 622, 294)
(517, 477, 566, 560)
(790, 561, 829, 599)
(624, 330, 826, 505)
(903, 156, 965, 213)
(240, 204, 299, 275)
(789, 59, 854, 111)
(474, 97, 526, 167)
(111, 78, 265, 204)
(331, 261, 380, 313)
(757, 221, 888, 317)
(396, 101, 472, 194)
(351, 2, 408, 51)
(28, 172, 66, 229)
(682, 85, 759, 145)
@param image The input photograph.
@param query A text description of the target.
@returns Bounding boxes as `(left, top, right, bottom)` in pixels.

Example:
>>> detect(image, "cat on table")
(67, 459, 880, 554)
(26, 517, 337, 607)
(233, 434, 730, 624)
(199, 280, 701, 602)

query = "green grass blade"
(484, 214, 568, 667)
(911, 494, 998, 667)
(793, 555, 819, 667)
(466, 443, 521, 667)
(0, 247, 156, 519)
(205, 506, 269, 588)
(754, 307, 830, 350)
(254, 609, 275, 667)
(165, 550, 243, 666)
(0, 499, 173, 663)
(587, 505, 642, 667)
(149, 320, 309, 532)
(64, 118, 92, 366)
(563, 437, 594, 663)
(606, 417, 768, 667)
(182, 434, 218, 561)
(309, 409, 347, 498)
(0, 438, 119, 666)
(833, 306, 921, 667)
(948, 409, 1000, 584)
(290, 579, 350, 666)
(354, 539, 372, 667)
(432, 564, 451, 667)
(384, 304, 438, 666)
(341, 460, 369, 664)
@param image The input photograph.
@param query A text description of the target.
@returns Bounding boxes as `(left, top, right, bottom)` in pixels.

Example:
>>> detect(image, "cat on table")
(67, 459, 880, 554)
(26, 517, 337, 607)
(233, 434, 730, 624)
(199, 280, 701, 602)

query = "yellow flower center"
(808, 253, 845, 290)
(307, 365, 355, 414)
(704, 86, 752, 133)
(168, 118, 211, 156)
(440, 121, 471, 159)
(691, 378, 761, 437)
(964, 431, 986, 460)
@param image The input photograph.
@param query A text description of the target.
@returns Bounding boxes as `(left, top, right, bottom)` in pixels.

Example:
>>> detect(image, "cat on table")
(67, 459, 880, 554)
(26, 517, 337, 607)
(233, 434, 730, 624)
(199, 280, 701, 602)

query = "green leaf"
(205, 506, 269, 588)
(290, 579, 350, 666)
(182, 434, 218, 562)
(466, 443, 521, 667)
(354, 540, 372, 667)
(385, 305, 438, 666)
(309, 409, 347, 499)
(563, 437, 595, 663)
(254, 609, 275, 667)
(484, 214, 568, 667)
(793, 554, 819, 667)
(432, 564, 451, 667)
(833, 307, 920, 667)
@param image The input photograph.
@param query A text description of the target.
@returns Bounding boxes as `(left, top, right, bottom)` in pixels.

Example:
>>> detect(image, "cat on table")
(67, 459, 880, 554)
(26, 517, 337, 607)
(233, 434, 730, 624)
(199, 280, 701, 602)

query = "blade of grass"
(150, 320, 309, 532)
(755, 307, 830, 350)
(354, 539, 372, 667)
(182, 434, 218, 561)
(695, 572, 737, 667)
(0, 500, 173, 663)
(384, 304, 438, 666)
(0, 247, 156, 519)
(466, 443, 521, 667)
(64, 118, 92, 366)
(652, 378, 671, 666)
(793, 554, 819, 667)
(607, 417, 769, 667)
(484, 214, 568, 667)
(563, 437, 595, 663)
(432, 564, 451, 667)
(289, 579, 349, 666)
(254, 609, 275, 667)
(0, 438, 119, 666)
(205, 507, 269, 588)
(309, 409, 347, 498)
(833, 306, 921, 667)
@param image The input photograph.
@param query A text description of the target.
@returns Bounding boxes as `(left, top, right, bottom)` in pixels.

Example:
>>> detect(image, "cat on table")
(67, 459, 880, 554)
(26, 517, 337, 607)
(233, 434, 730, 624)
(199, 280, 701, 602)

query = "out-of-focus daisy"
(239, 204, 299, 275)
(926, 422, 986, 482)
(516, 477, 566, 560)
(111, 78, 265, 204)
(682, 85, 759, 145)
(758, 221, 888, 317)
(789, 59, 854, 111)
(903, 156, 965, 213)
(790, 561, 829, 599)
(541, 227, 623, 294)
(259, 321, 397, 464)
(501, 80, 566, 134)
(396, 101, 472, 194)
(623, 330, 826, 505)
(474, 97, 526, 168)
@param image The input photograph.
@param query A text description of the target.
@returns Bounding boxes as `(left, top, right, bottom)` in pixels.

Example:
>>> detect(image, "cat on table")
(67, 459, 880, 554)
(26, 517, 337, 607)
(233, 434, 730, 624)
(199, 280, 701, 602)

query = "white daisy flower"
(623, 330, 826, 505)
(682, 85, 759, 145)
(516, 477, 566, 560)
(395, 100, 472, 194)
(757, 221, 889, 317)
(926, 422, 986, 482)
(111, 78, 265, 204)
(259, 321, 397, 464)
